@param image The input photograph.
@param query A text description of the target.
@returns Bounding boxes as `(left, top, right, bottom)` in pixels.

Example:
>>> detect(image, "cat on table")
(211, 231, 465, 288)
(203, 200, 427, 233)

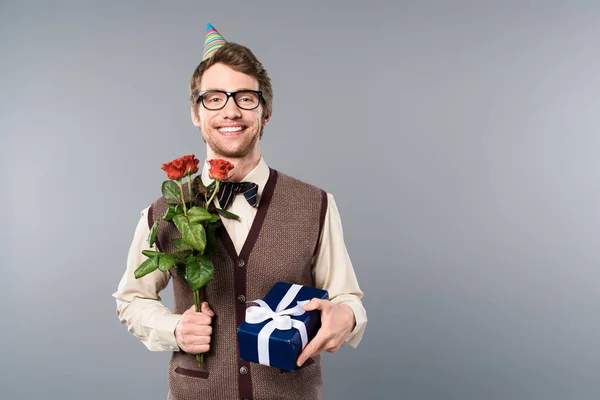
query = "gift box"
(236, 282, 329, 371)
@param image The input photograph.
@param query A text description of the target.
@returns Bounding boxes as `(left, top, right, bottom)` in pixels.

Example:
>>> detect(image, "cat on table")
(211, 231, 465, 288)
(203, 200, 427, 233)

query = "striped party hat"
(203, 23, 226, 61)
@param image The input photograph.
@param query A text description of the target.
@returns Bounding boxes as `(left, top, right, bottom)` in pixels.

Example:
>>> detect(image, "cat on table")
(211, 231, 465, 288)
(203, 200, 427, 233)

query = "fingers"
(180, 340, 211, 354)
(297, 299, 330, 366)
(186, 302, 214, 316)
(180, 331, 211, 345)
(182, 309, 212, 326)
(297, 330, 326, 366)
(183, 302, 213, 323)
(302, 298, 329, 312)
(179, 324, 213, 337)
(177, 302, 215, 354)
(201, 301, 214, 316)
(176, 320, 212, 353)
(297, 327, 345, 366)
(297, 302, 353, 366)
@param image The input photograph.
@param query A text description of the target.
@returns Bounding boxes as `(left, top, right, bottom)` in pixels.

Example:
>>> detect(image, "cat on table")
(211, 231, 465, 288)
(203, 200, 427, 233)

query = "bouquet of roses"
(134, 154, 238, 367)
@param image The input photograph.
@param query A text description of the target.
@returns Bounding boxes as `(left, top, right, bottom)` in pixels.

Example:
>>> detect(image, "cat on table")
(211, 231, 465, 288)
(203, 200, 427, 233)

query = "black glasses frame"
(196, 90, 263, 111)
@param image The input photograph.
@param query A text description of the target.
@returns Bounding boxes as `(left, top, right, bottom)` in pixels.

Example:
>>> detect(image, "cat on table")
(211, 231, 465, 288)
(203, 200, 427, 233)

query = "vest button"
(237, 258, 245, 268)
(237, 295, 246, 303)
(240, 366, 248, 375)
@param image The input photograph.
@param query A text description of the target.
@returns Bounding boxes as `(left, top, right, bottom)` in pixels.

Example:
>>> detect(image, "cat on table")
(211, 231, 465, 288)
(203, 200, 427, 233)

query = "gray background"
(1, 0, 599, 399)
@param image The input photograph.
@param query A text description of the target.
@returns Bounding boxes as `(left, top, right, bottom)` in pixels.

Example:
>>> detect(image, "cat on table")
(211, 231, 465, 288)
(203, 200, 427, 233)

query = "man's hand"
(296, 299, 356, 367)
(174, 302, 214, 354)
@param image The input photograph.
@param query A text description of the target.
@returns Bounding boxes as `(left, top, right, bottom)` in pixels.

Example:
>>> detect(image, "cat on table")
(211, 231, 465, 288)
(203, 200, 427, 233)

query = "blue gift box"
(237, 282, 329, 371)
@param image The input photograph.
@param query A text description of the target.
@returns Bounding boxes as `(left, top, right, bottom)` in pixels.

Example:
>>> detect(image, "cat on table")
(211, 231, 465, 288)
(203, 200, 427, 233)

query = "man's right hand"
(174, 302, 214, 354)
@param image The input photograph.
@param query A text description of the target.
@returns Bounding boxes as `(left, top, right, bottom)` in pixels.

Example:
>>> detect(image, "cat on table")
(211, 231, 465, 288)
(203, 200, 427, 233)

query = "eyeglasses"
(196, 90, 263, 111)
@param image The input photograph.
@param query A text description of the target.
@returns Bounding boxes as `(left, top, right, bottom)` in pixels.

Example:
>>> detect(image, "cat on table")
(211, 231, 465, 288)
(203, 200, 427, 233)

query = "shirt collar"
(200, 157, 270, 205)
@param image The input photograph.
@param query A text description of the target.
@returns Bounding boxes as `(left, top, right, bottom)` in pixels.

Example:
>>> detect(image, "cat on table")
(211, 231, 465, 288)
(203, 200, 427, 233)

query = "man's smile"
(217, 125, 246, 135)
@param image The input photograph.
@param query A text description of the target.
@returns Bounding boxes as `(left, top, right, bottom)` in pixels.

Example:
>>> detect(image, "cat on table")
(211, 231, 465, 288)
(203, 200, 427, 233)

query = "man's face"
(192, 63, 268, 158)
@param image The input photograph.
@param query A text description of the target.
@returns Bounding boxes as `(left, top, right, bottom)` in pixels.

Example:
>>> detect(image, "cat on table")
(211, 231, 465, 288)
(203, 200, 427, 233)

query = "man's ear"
(263, 113, 271, 127)
(191, 107, 201, 127)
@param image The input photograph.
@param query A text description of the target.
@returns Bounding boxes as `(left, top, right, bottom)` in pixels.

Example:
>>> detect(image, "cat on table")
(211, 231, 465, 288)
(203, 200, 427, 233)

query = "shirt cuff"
(143, 312, 183, 352)
(330, 296, 367, 348)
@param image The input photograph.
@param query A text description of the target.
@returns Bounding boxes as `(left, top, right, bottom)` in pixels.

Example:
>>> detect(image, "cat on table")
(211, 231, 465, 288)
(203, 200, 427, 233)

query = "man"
(113, 24, 366, 400)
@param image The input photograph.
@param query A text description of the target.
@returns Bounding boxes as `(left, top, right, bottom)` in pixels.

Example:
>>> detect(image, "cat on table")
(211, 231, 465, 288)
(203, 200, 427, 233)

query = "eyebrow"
(202, 88, 258, 92)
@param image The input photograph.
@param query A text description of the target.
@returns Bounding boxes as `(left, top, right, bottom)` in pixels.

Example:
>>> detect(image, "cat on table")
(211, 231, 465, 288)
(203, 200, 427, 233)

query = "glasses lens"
(234, 91, 260, 110)
(202, 91, 227, 110)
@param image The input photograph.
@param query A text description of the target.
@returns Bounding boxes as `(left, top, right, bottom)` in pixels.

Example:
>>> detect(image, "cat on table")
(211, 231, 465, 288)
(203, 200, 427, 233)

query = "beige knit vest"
(149, 169, 328, 400)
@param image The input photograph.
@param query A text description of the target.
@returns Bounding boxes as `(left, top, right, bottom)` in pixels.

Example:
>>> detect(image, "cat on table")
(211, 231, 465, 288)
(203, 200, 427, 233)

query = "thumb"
(302, 298, 323, 312)
(201, 301, 214, 316)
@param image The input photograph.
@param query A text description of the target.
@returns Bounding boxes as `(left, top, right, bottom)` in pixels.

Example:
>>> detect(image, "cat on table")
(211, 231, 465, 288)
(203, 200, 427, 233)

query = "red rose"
(207, 159, 234, 181)
(161, 157, 186, 180)
(161, 154, 201, 180)
(181, 154, 200, 175)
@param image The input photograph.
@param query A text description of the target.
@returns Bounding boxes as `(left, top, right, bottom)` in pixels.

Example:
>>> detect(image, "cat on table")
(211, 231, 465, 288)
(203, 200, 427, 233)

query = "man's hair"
(189, 42, 273, 124)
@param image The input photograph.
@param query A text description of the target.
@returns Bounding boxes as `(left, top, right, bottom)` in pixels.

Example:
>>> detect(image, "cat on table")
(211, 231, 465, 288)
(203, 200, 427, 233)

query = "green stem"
(176, 179, 188, 215)
(205, 180, 220, 210)
(187, 175, 193, 205)
(194, 289, 203, 367)
(193, 289, 200, 312)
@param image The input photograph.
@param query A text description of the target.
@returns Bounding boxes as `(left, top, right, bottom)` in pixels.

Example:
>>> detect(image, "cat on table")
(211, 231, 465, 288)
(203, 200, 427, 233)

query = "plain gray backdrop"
(2, 1, 600, 399)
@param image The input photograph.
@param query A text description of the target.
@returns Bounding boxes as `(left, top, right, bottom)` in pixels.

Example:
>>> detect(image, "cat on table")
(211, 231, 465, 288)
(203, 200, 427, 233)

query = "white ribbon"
(244, 284, 310, 366)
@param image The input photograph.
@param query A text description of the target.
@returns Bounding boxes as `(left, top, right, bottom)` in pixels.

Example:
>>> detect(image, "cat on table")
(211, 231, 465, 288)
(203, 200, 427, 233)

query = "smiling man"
(113, 24, 367, 400)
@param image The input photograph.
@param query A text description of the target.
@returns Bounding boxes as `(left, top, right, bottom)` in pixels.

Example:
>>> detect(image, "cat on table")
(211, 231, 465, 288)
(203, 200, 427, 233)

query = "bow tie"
(216, 181, 259, 210)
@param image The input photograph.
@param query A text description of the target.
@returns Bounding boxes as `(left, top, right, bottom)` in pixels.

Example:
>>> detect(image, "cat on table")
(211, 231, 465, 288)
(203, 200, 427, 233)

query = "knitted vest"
(149, 169, 328, 400)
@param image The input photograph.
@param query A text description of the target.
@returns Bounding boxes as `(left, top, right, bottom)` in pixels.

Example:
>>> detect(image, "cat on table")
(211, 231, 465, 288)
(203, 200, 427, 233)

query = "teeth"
(219, 126, 243, 133)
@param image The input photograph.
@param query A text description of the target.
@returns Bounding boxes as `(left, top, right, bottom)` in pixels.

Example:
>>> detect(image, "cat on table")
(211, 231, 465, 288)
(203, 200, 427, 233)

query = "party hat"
(203, 23, 226, 61)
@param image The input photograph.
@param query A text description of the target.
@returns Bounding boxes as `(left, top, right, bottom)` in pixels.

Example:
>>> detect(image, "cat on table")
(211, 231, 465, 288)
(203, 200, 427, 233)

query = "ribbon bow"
(216, 181, 258, 210)
(244, 284, 310, 366)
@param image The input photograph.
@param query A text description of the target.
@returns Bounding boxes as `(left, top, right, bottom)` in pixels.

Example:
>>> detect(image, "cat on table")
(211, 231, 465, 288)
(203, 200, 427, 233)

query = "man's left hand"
(296, 299, 356, 367)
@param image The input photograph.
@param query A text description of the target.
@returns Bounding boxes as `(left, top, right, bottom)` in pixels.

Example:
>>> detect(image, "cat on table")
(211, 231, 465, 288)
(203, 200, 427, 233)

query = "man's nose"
(222, 97, 242, 118)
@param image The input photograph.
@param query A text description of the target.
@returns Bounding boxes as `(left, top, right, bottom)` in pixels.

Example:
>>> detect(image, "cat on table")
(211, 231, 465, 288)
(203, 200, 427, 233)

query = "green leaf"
(187, 206, 218, 223)
(206, 181, 216, 191)
(173, 215, 207, 252)
(185, 255, 215, 291)
(163, 204, 183, 221)
(158, 254, 175, 272)
(172, 238, 193, 251)
(215, 208, 240, 221)
(142, 250, 161, 257)
(134, 257, 159, 279)
(162, 180, 181, 202)
(135, 251, 175, 276)
(147, 220, 159, 247)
